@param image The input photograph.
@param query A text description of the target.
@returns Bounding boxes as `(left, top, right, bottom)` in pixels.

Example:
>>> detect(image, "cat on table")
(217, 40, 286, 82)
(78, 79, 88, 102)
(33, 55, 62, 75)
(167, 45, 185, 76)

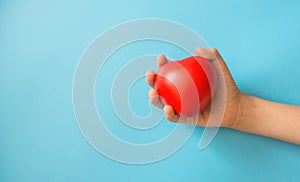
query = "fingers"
(148, 89, 164, 108)
(146, 70, 155, 88)
(195, 47, 231, 76)
(157, 54, 168, 67)
(195, 112, 208, 127)
(163, 105, 180, 122)
(163, 105, 201, 125)
(209, 48, 231, 75)
(146, 54, 168, 88)
(149, 90, 195, 124)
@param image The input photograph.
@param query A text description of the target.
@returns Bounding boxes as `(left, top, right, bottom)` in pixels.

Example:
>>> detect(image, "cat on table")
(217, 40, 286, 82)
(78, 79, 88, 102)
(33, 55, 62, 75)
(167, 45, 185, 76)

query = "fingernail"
(195, 47, 216, 61)
(195, 47, 205, 52)
(163, 105, 167, 112)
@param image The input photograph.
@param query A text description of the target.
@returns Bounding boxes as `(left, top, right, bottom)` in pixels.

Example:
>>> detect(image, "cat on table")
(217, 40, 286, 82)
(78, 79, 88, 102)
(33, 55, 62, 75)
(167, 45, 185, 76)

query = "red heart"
(154, 56, 217, 117)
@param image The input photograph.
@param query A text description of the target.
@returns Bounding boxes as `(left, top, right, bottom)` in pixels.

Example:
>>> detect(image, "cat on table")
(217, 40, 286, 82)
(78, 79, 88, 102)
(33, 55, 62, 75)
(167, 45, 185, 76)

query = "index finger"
(157, 54, 168, 67)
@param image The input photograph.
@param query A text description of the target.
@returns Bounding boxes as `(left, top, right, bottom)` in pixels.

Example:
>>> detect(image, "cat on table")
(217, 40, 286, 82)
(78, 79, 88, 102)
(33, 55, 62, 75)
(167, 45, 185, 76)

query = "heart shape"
(154, 56, 217, 117)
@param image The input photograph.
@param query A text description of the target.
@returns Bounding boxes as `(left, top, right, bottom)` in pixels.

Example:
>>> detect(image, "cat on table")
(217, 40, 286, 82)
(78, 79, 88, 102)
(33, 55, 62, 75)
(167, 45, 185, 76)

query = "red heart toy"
(154, 56, 217, 117)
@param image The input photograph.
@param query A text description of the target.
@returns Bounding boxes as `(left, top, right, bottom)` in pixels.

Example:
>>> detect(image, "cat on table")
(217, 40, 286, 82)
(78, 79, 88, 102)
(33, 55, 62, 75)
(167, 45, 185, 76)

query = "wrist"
(231, 93, 253, 130)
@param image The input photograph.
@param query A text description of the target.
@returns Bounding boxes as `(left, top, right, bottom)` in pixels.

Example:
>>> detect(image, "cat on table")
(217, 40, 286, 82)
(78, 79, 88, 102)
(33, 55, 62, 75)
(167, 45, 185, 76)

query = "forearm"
(233, 93, 300, 144)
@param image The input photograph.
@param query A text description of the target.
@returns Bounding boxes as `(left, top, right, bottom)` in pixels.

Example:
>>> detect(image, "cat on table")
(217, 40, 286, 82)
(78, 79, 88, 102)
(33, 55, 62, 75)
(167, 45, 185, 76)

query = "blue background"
(1, 0, 300, 181)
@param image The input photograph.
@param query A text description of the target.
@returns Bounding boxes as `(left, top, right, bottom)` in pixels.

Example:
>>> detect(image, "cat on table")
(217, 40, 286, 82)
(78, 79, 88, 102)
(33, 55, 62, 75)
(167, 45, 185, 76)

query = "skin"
(146, 47, 300, 145)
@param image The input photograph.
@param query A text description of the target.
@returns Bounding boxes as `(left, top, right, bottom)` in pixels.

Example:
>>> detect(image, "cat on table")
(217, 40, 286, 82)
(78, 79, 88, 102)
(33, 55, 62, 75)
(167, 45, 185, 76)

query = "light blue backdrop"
(1, 0, 300, 181)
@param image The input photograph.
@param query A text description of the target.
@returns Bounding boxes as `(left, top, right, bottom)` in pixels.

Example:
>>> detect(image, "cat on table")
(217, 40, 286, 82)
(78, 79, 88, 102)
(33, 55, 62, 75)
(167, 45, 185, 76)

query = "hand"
(146, 48, 243, 128)
(147, 48, 300, 144)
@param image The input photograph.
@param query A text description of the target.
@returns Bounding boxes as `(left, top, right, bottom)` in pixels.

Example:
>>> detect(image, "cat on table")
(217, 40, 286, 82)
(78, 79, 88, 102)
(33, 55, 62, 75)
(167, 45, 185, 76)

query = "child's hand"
(146, 47, 300, 145)
(146, 48, 243, 128)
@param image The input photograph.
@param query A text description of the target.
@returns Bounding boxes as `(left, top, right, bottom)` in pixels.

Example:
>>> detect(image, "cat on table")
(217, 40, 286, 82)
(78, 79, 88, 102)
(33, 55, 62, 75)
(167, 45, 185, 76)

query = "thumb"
(195, 47, 231, 76)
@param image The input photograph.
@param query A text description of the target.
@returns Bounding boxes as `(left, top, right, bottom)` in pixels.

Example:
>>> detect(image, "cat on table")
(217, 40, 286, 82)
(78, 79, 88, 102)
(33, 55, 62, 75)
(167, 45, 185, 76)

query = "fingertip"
(209, 48, 219, 55)
(163, 105, 171, 113)
(195, 47, 206, 54)
(145, 70, 155, 87)
(163, 105, 178, 122)
(157, 54, 168, 67)
(195, 47, 204, 53)
(148, 89, 164, 108)
(148, 89, 158, 99)
(146, 70, 155, 75)
(148, 89, 159, 102)
(195, 47, 216, 61)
